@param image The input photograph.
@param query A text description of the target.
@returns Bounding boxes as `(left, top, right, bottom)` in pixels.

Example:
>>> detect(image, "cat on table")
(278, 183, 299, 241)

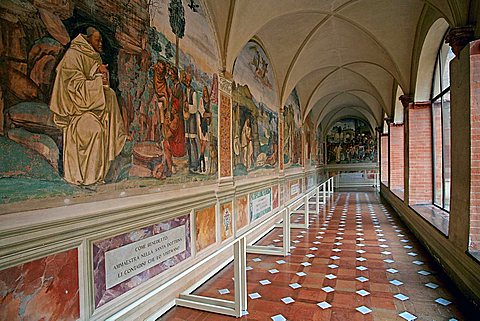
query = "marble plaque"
(308, 176, 315, 189)
(290, 182, 300, 198)
(249, 188, 272, 221)
(105, 225, 186, 289)
(93, 215, 191, 308)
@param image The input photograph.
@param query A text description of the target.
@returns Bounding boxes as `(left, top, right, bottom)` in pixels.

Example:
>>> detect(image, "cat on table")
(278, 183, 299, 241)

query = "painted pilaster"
(218, 73, 234, 186)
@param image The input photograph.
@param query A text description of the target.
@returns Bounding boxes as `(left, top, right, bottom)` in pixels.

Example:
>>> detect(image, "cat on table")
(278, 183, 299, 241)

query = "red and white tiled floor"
(159, 190, 475, 320)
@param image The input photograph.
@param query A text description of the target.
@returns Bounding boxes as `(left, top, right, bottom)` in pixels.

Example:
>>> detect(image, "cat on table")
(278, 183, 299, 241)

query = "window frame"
(430, 33, 452, 212)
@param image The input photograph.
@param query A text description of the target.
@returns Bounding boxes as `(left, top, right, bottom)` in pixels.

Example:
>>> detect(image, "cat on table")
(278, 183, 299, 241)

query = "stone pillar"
(400, 94, 413, 204)
(447, 28, 474, 248)
(389, 122, 404, 197)
(218, 74, 233, 184)
(0, 86, 4, 135)
(380, 133, 389, 186)
(469, 40, 480, 252)
(408, 102, 433, 205)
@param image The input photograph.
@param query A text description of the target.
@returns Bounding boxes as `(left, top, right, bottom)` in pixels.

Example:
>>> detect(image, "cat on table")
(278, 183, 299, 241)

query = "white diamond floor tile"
(418, 270, 431, 276)
(281, 297, 295, 304)
(399, 311, 417, 321)
(356, 289, 370, 296)
(425, 282, 439, 289)
(322, 286, 335, 293)
(356, 306, 372, 314)
(394, 293, 409, 301)
(435, 298, 452, 306)
(390, 279, 404, 286)
(356, 276, 369, 282)
(271, 314, 287, 321)
(317, 301, 332, 309)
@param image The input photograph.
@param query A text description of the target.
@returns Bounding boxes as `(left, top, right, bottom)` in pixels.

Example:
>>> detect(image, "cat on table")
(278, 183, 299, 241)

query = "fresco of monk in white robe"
(50, 27, 126, 185)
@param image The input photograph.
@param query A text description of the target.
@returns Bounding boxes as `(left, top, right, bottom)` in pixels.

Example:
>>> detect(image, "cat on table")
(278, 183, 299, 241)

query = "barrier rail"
(175, 176, 335, 317)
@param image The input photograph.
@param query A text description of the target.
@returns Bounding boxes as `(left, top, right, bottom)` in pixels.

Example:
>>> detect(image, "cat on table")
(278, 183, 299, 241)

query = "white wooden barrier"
(175, 177, 335, 318)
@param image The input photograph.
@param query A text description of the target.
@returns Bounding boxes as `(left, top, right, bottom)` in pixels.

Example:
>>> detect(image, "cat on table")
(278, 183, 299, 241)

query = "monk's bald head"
(86, 27, 103, 53)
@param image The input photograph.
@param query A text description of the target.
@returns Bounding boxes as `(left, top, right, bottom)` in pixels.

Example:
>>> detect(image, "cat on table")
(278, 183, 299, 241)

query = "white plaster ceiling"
(204, 0, 467, 128)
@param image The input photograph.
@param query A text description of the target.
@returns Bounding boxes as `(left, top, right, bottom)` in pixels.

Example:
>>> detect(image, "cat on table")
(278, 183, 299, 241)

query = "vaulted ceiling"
(204, 0, 472, 131)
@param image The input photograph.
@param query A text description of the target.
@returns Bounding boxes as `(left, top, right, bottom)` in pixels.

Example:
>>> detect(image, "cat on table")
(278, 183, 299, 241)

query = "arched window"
(431, 34, 454, 211)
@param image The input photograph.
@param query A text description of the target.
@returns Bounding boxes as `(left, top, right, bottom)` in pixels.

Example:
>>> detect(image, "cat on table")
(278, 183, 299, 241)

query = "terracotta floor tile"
(159, 191, 475, 321)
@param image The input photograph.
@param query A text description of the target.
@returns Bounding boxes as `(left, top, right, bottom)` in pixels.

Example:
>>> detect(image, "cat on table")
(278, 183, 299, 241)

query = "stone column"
(447, 26, 474, 249)
(399, 94, 413, 204)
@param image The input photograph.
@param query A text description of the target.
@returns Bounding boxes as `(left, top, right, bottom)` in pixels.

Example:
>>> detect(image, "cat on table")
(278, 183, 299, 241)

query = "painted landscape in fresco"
(326, 118, 377, 164)
(0, 0, 220, 210)
(283, 88, 302, 169)
(232, 41, 278, 176)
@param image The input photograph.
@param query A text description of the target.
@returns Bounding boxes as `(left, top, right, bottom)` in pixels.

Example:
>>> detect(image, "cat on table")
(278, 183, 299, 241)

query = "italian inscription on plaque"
(249, 188, 272, 221)
(290, 183, 300, 198)
(105, 225, 186, 289)
(308, 176, 315, 189)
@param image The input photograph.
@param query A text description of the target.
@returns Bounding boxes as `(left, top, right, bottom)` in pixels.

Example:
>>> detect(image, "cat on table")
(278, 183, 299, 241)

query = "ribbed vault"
(204, 0, 468, 128)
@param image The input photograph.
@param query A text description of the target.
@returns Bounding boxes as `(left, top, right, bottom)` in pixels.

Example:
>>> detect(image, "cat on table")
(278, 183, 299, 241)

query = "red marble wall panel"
(0, 249, 79, 321)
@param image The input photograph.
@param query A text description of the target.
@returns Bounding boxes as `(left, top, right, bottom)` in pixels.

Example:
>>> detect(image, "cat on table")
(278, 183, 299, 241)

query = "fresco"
(195, 204, 216, 252)
(0, 0, 220, 210)
(235, 195, 249, 231)
(316, 124, 324, 165)
(305, 115, 315, 168)
(232, 40, 278, 176)
(326, 118, 377, 164)
(220, 201, 233, 240)
(283, 88, 302, 169)
(92, 215, 191, 307)
(0, 249, 79, 321)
